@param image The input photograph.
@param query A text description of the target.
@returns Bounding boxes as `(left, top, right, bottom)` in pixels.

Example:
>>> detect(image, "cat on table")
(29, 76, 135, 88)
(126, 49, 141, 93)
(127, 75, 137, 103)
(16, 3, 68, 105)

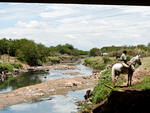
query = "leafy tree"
(0, 38, 10, 55)
(89, 48, 101, 56)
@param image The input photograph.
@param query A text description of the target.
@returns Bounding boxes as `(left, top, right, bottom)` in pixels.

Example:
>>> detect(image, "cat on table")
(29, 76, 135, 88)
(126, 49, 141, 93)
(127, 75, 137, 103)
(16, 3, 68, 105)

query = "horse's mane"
(129, 55, 140, 64)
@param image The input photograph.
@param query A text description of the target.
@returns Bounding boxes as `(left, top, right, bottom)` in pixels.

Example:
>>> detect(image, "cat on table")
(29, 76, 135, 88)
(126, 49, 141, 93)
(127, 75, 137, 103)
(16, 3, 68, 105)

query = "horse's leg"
(112, 69, 119, 87)
(114, 75, 119, 87)
(112, 75, 115, 86)
(112, 69, 116, 86)
(129, 72, 133, 86)
(127, 73, 130, 86)
(127, 71, 133, 86)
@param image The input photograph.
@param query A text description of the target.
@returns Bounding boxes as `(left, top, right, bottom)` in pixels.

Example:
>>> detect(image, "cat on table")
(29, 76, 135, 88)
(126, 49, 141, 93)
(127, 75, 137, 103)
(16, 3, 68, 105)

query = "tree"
(89, 48, 101, 56)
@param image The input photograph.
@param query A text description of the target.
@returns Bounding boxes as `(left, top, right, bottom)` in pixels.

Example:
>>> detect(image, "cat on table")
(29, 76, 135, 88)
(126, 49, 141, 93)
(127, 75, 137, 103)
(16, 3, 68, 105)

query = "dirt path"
(122, 64, 150, 86)
(0, 72, 100, 109)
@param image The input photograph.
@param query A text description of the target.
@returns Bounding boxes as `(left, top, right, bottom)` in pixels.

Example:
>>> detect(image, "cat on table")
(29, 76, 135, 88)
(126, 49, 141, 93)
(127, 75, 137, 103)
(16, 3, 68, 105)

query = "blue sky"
(0, 3, 150, 50)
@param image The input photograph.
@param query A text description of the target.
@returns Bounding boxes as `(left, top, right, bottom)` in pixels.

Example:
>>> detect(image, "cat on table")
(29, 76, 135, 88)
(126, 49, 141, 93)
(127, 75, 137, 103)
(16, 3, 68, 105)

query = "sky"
(0, 3, 150, 50)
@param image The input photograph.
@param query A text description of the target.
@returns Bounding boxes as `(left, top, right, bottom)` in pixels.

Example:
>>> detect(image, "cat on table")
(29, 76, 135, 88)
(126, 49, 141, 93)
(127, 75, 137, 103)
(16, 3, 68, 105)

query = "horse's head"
(130, 55, 142, 66)
(135, 55, 142, 65)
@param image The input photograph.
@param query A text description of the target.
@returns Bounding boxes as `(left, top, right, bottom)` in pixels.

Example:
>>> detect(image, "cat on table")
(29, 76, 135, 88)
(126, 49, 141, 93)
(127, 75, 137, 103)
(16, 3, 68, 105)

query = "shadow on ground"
(93, 90, 150, 113)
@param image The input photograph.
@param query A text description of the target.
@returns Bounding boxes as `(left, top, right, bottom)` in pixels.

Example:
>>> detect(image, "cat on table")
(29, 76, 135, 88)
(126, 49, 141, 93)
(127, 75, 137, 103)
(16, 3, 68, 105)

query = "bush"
(48, 57, 61, 64)
(10, 63, 23, 69)
(89, 48, 101, 56)
(0, 63, 14, 72)
(102, 57, 111, 64)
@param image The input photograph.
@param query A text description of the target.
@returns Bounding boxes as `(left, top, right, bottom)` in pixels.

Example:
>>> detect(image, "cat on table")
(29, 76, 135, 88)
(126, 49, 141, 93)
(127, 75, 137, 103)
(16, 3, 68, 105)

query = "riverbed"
(0, 89, 91, 113)
(0, 63, 92, 93)
(0, 63, 94, 113)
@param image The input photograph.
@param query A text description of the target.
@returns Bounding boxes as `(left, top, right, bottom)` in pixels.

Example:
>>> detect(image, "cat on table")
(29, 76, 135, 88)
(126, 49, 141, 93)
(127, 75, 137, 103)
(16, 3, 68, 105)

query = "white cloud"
(65, 34, 77, 39)
(40, 11, 69, 18)
(121, 6, 150, 16)
(16, 21, 40, 28)
(8, 3, 23, 5)
(0, 3, 150, 50)
(40, 5, 74, 18)
(0, 10, 6, 14)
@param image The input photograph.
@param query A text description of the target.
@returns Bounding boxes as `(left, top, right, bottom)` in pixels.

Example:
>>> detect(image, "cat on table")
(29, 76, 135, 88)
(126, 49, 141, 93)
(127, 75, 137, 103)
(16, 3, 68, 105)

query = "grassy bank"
(79, 57, 150, 113)
(130, 57, 150, 90)
(0, 55, 24, 72)
(92, 69, 113, 103)
(45, 55, 80, 65)
(131, 75, 150, 90)
(85, 57, 150, 104)
(84, 56, 117, 70)
(78, 69, 114, 112)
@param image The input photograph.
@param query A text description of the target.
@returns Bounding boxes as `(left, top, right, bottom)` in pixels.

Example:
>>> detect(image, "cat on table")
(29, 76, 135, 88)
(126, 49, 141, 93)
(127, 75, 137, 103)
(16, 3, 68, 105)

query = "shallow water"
(0, 63, 93, 113)
(0, 89, 90, 113)
(0, 71, 48, 93)
(0, 63, 92, 93)
(42, 63, 92, 81)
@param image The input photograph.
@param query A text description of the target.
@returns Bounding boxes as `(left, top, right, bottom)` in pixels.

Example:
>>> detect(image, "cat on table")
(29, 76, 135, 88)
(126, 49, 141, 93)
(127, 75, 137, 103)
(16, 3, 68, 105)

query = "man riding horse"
(120, 50, 135, 72)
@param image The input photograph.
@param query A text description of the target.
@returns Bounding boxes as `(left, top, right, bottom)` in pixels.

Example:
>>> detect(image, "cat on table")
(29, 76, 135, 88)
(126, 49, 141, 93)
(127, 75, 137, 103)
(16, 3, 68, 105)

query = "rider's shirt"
(120, 53, 127, 61)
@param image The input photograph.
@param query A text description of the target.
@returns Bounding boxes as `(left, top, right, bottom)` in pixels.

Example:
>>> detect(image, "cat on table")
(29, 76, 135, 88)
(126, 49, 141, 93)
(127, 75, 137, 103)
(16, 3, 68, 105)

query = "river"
(0, 63, 93, 113)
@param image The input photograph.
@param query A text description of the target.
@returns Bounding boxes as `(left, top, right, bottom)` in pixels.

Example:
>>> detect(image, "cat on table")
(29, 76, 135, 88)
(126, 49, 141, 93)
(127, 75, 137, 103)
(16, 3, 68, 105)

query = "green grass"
(80, 104, 92, 111)
(0, 62, 23, 73)
(130, 57, 150, 90)
(131, 75, 150, 90)
(0, 63, 14, 72)
(140, 57, 150, 69)
(89, 57, 150, 104)
(10, 63, 23, 69)
(92, 69, 113, 103)
(80, 57, 150, 112)
(84, 56, 116, 70)
(91, 69, 126, 103)
(46, 56, 61, 64)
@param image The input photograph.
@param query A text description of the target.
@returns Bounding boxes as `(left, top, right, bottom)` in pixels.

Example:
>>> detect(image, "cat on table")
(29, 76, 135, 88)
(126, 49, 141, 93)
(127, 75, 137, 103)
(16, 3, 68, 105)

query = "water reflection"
(0, 89, 88, 113)
(0, 63, 92, 93)
(43, 63, 92, 81)
(0, 70, 48, 92)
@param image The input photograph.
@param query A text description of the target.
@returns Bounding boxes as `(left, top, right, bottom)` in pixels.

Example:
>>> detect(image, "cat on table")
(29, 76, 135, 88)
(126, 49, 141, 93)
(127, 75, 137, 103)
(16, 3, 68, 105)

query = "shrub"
(48, 57, 61, 64)
(0, 63, 14, 72)
(10, 63, 23, 69)
(89, 48, 101, 56)
(102, 57, 111, 64)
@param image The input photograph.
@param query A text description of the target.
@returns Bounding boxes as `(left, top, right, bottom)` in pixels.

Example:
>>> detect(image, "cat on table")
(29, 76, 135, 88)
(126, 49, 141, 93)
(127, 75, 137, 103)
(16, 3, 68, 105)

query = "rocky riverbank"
(0, 64, 100, 109)
(0, 64, 78, 81)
